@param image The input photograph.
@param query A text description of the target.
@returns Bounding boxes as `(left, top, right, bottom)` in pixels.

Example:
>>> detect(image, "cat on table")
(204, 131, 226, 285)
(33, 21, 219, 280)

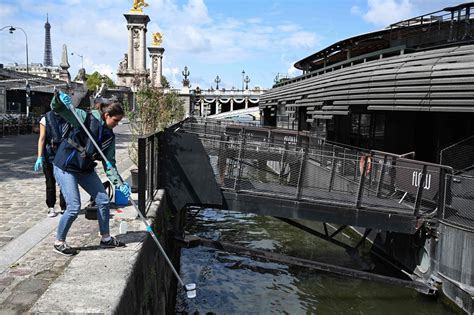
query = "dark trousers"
(43, 161, 66, 210)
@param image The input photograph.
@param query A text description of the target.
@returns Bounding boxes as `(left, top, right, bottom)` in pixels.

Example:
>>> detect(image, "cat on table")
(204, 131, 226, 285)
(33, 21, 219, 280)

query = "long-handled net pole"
(61, 95, 196, 298)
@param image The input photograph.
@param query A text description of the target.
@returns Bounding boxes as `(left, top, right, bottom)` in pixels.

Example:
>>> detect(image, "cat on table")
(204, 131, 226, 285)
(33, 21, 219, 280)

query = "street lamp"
(71, 52, 84, 69)
(1, 25, 29, 74)
(241, 70, 245, 91)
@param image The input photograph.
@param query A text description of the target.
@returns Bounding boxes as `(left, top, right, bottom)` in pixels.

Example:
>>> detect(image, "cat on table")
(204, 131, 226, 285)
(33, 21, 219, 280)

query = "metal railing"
(440, 135, 474, 174)
(176, 118, 454, 222)
(164, 118, 473, 231)
(137, 132, 160, 216)
(0, 114, 37, 138)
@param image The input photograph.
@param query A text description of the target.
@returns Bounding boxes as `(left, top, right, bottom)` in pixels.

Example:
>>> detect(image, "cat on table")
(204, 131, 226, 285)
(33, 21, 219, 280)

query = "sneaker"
(53, 242, 78, 256)
(100, 236, 126, 248)
(47, 208, 58, 217)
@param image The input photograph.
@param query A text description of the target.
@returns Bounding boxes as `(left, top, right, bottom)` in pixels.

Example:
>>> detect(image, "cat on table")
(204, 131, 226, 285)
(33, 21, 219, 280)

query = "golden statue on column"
(152, 32, 163, 47)
(131, 0, 149, 13)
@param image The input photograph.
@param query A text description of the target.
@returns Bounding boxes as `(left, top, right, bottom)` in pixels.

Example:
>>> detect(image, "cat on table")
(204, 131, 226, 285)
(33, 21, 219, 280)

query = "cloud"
(287, 64, 300, 77)
(0, 3, 17, 18)
(283, 31, 319, 49)
(92, 63, 114, 77)
(162, 67, 181, 88)
(350, 5, 363, 15)
(362, 0, 414, 26)
(278, 24, 300, 33)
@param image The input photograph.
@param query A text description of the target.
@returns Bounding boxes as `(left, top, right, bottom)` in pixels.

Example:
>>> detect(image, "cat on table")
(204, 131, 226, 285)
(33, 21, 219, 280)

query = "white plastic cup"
(185, 283, 197, 299)
(119, 221, 128, 234)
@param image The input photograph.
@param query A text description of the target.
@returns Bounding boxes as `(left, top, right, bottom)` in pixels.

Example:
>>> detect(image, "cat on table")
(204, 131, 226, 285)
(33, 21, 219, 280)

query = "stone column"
(117, 13, 150, 88)
(148, 46, 165, 88)
(127, 25, 134, 70)
(245, 97, 248, 109)
(140, 26, 147, 70)
(230, 98, 234, 112)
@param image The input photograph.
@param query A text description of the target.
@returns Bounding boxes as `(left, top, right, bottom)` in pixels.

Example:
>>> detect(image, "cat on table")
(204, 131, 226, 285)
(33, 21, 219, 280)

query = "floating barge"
(256, 3, 474, 313)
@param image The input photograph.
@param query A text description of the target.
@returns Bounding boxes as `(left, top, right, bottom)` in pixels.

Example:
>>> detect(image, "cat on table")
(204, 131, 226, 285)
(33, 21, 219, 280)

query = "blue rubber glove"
(59, 91, 73, 109)
(117, 182, 131, 198)
(34, 157, 44, 172)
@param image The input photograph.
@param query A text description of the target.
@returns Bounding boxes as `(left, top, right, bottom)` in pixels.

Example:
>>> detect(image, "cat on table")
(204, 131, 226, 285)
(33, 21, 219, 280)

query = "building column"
(148, 47, 165, 88)
(140, 26, 147, 70)
(127, 26, 134, 70)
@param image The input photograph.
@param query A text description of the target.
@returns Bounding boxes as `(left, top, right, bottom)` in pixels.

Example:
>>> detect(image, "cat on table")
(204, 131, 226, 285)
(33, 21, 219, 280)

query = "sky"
(0, 0, 463, 90)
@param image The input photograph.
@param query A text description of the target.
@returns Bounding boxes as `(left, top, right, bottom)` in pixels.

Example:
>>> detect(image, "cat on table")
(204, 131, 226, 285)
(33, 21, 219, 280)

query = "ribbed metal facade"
(261, 44, 474, 123)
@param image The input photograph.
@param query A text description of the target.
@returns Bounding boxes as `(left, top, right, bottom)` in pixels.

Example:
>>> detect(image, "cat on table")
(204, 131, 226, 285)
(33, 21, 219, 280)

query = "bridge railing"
(178, 120, 452, 221)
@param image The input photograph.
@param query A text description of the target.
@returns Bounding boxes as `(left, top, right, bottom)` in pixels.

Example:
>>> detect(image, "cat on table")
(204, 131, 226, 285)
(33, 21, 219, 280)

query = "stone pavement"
(0, 123, 147, 313)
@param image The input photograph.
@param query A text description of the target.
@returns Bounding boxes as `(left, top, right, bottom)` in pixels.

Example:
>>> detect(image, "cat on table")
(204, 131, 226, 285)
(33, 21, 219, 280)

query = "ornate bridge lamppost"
(241, 70, 245, 91)
(1, 25, 29, 74)
(214, 75, 221, 90)
(244, 75, 250, 90)
(182, 65, 190, 87)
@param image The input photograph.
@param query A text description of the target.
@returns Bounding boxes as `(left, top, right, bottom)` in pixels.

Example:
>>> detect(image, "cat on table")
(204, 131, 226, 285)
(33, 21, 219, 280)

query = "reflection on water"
(176, 208, 454, 314)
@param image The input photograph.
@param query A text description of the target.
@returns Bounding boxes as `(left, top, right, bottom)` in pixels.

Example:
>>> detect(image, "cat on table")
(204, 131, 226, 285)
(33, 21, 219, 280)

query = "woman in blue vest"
(34, 110, 70, 217)
(50, 92, 130, 256)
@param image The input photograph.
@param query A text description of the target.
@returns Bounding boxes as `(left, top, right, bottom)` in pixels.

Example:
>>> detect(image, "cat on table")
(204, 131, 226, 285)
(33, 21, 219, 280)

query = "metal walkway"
(155, 117, 468, 235)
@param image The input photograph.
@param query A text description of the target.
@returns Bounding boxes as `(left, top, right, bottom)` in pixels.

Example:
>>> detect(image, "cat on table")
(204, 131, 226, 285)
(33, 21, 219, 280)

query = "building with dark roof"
(260, 2, 474, 164)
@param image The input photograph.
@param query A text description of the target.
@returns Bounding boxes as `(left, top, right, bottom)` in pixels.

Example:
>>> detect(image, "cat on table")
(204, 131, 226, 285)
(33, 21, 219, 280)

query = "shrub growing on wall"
(126, 85, 185, 166)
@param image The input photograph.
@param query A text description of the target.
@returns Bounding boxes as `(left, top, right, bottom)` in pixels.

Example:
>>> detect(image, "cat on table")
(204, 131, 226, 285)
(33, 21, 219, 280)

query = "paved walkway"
(0, 123, 144, 313)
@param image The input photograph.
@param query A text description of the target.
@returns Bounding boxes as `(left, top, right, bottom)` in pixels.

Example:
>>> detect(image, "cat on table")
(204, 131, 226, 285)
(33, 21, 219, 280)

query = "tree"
(125, 85, 185, 165)
(85, 71, 116, 91)
(161, 75, 170, 88)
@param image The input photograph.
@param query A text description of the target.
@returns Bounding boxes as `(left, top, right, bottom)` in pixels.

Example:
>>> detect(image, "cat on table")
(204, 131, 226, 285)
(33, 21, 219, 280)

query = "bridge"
(151, 117, 470, 236)
(192, 88, 265, 120)
(207, 106, 259, 120)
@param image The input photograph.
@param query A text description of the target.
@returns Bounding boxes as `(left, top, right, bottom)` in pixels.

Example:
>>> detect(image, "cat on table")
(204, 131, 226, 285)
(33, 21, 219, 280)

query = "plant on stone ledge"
(125, 84, 185, 167)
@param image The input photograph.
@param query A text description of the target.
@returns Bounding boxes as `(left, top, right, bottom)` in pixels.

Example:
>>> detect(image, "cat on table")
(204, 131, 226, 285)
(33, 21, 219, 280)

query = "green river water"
(175, 208, 456, 314)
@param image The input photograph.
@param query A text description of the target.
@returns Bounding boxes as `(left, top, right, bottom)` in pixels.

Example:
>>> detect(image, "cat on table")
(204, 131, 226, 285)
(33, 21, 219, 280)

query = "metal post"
(154, 134, 159, 195)
(328, 151, 337, 192)
(148, 137, 155, 204)
(437, 168, 448, 220)
(355, 155, 369, 208)
(138, 136, 147, 217)
(376, 155, 388, 197)
(295, 148, 308, 200)
(234, 133, 246, 191)
(413, 165, 428, 216)
(25, 80, 31, 118)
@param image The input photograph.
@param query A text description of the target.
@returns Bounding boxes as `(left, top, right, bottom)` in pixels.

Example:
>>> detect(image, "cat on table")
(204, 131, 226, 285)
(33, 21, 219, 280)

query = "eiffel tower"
(43, 14, 53, 67)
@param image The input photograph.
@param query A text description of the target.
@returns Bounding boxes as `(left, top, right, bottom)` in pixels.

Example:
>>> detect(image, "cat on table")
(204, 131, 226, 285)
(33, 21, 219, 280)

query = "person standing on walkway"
(50, 92, 130, 256)
(34, 111, 70, 217)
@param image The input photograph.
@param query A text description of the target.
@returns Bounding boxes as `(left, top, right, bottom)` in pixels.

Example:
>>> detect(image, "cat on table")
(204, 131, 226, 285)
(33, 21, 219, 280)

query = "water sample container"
(119, 221, 128, 234)
(115, 188, 128, 206)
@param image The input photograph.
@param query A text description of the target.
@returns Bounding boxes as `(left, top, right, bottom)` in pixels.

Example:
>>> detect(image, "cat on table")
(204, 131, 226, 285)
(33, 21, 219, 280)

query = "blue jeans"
(53, 165, 110, 241)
